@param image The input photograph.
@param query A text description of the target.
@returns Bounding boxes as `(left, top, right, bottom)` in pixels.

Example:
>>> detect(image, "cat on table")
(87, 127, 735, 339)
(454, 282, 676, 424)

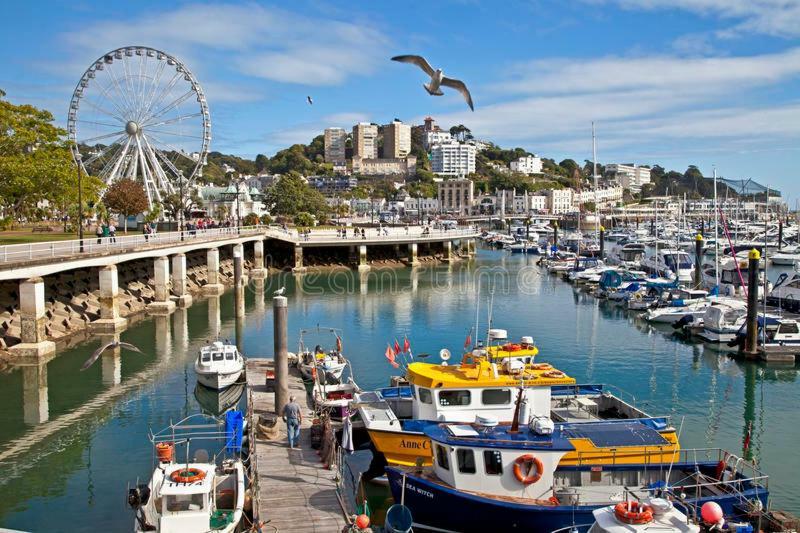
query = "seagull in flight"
(274, 286, 286, 296)
(391, 55, 474, 111)
(307, 96, 313, 105)
(81, 340, 144, 371)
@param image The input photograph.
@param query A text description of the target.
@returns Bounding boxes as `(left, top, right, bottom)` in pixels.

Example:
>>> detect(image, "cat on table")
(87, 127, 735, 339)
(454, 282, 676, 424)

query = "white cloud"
(587, 0, 800, 38)
(58, 3, 389, 87)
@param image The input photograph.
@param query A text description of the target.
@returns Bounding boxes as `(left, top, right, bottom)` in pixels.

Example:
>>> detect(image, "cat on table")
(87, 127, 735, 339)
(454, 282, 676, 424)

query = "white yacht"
(606, 242, 646, 268)
(696, 299, 748, 343)
(583, 498, 700, 533)
(768, 272, 800, 312)
(702, 256, 769, 297)
(194, 341, 245, 390)
(771, 251, 800, 266)
(645, 289, 711, 324)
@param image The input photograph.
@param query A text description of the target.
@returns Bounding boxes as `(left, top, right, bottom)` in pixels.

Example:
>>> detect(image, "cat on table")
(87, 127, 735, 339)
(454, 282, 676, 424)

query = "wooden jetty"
(246, 358, 348, 532)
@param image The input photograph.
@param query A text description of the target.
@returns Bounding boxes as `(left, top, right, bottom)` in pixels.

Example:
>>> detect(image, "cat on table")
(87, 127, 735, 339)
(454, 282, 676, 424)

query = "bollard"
(778, 220, 783, 251)
(694, 234, 704, 289)
(744, 249, 761, 358)
(273, 296, 289, 415)
(599, 226, 605, 259)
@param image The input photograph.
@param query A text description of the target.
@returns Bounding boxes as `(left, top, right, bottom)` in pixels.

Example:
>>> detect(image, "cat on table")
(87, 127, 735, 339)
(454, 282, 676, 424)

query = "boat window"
(417, 387, 432, 404)
(225, 352, 235, 360)
(482, 389, 511, 405)
(456, 449, 476, 474)
(484, 450, 503, 475)
(438, 390, 471, 407)
(780, 322, 800, 334)
(164, 493, 205, 512)
(788, 280, 800, 289)
(212, 352, 224, 361)
(435, 444, 450, 470)
(201, 353, 211, 363)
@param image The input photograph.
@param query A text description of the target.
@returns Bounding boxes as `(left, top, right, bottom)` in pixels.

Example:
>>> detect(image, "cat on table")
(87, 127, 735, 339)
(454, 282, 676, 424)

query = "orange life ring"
(542, 370, 566, 379)
(530, 363, 553, 371)
(171, 467, 206, 484)
(503, 343, 522, 352)
(513, 454, 544, 485)
(614, 501, 653, 525)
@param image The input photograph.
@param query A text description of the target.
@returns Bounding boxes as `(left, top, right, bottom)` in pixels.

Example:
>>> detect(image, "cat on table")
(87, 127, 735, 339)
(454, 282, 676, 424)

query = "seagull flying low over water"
(274, 286, 286, 296)
(81, 340, 144, 371)
(391, 55, 474, 111)
(307, 96, 313, 105)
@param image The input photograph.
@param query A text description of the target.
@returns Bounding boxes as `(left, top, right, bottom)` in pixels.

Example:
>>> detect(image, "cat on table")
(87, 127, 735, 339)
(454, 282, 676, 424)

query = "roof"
(406, 360, 575, 389)
(561, 421, 670, 448)
(424, 422, 575, 451)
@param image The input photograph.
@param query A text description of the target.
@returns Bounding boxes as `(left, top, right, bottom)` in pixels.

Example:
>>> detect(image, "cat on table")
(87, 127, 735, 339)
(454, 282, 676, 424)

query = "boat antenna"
(665, 415, 685, 491)
(485, 286, 495, 349)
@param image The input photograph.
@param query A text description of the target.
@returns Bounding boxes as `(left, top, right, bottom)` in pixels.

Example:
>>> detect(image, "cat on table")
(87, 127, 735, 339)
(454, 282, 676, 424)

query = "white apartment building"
(352, 123, 378, 159)
(431, 141, 476, 177)
(424, 130, 453, 150)
(544, 188, 575, 215)
(573, 186, 624, 208)
(351, 155, 417, 176)
(606, 164, 651, 192)
(383, 121, 411, 158)
(438, 179, 474, 215)
(324, 127, 347, 164)
(404, 197, 440, 215)
(510, 155, 543, 175)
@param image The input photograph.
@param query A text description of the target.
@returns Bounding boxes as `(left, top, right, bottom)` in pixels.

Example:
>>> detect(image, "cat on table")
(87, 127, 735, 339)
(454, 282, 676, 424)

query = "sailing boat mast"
(713, 167, 720, 289)
(592, 122, 599, 244)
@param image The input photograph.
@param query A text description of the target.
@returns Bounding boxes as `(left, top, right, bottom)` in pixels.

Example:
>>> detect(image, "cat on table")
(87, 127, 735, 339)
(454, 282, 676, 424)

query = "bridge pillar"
(203, 248, 225, 295)
(358, 245, 370, 272)
(292, 246, 306, 273)
(233, 244, 248, 286)
(408, 243, 419, 266)
(91, 264, 128, 333)
(250, 239, 267, 279)
(148, 256, 176, 315)
(468, 238, 477, 256)
(9, 277, 55, 359)
(22, 362, 49, 424)
(171, 253, 193, 308)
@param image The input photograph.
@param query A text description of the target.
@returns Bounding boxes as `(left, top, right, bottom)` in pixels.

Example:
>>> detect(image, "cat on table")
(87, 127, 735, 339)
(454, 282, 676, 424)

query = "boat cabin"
(159, 464, 215, 531)
(197, 342, 240, 366)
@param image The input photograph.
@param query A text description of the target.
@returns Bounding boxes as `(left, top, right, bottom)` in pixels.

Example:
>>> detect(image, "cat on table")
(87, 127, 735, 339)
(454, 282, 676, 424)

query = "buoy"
(155, 442, 174, 463)
(355, 514, 370, 529)
(701, 502, 723, 524)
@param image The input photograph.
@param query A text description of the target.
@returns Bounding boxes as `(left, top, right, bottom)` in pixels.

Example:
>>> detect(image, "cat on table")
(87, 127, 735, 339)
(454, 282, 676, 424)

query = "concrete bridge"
(0, 225, 478, 360)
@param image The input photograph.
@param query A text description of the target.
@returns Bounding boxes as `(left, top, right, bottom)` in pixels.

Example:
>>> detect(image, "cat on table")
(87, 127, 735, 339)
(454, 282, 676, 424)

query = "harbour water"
(0, 248, 798, 531)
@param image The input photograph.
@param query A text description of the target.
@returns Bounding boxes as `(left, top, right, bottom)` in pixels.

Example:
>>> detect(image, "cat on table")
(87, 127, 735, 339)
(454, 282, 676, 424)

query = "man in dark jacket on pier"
(283, 395, 302, 448)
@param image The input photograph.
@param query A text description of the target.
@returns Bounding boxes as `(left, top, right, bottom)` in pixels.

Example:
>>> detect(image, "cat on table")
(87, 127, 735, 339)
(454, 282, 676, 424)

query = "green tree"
(262, 173, 328, 217)
(243, 212, 259, 226)
(255, 154, 269, 172)
(294, 211, 315, 227)
(102, 178, 149, 232)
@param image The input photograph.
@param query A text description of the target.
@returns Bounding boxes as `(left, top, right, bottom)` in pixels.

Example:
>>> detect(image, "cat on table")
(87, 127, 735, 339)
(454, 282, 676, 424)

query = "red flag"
(403, 336, 410, 353)
(385, 344, 398, 368)
(394, 338, 401, 355)
(464, 333, 472, 349)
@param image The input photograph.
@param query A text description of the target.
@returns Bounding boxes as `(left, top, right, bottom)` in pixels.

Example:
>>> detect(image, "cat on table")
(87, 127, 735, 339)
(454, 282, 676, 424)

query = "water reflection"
(22, 362, 48, 425)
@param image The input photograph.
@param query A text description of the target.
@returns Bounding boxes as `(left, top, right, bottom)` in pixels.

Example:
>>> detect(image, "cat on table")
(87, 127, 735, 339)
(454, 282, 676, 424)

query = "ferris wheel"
(67, 46, 211, 208)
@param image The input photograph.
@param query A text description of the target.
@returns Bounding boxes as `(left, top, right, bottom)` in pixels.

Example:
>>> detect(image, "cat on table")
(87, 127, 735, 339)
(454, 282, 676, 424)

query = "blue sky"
(1, 0, 799, 198)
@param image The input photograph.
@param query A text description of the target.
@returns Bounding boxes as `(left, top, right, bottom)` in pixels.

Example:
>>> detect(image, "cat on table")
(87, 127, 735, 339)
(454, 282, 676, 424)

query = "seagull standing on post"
(391, 55, 474, 111)
(274, 286, 286, 296)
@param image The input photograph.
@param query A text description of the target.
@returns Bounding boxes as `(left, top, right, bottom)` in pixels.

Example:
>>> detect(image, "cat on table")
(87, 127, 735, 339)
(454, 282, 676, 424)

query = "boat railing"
(149, 413, 243, 462)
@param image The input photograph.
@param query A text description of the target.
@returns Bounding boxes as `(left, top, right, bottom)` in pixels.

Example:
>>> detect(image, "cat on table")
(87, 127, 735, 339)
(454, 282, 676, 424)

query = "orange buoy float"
(513, 454, 544, 485)
(355, 514, 371, 529)
(614, 501, 654, 525)
(171, 467, 206, 483)
(155, 442, 174, 463)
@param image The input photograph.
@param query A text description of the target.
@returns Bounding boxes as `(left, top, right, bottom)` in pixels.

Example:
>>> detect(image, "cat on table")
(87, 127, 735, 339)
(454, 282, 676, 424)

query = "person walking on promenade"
(282, 395, 303, 449)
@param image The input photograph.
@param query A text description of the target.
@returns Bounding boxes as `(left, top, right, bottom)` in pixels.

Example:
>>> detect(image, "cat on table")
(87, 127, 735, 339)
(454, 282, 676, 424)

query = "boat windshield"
(164, 493, 205, 513)
(200, 353, 211, 363)
(664, 254, 691, 270)
(212, 352, 224, 361)
(225, 352, 235, 360)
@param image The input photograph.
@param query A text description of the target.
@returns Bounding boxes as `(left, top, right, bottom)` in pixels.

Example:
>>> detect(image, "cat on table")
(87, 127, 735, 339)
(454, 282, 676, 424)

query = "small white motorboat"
(194, 341, 245, 390)
(129, 414, 246, 533)
(312, 377, 361, 420)
(771, 252, 800, 266)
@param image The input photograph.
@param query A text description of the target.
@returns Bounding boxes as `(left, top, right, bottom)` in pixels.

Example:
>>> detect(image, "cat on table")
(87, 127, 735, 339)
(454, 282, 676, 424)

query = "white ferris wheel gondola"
(67, 46, 211, 209)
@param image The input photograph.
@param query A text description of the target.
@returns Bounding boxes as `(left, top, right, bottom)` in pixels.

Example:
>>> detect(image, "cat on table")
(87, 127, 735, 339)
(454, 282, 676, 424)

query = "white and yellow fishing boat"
(355, 330, 679, 468)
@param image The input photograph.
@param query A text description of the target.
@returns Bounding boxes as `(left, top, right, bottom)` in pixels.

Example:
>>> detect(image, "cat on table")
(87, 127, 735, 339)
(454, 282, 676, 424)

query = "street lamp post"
(179, 170, 185, 242)
(75, 152, 84, 253)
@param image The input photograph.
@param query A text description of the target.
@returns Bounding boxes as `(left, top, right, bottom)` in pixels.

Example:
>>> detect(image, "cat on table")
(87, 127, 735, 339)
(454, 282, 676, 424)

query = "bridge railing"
(0, 226, 264, 264)
(284, 226, 479, 243)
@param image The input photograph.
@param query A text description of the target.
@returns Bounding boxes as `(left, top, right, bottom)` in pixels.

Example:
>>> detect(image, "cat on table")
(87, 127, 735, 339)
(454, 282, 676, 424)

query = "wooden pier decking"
(246, 358, 348, 533)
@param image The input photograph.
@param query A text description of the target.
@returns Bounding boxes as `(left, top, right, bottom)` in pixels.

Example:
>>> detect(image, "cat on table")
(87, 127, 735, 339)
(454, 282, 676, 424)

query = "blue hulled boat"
(386, 421, 769, 533)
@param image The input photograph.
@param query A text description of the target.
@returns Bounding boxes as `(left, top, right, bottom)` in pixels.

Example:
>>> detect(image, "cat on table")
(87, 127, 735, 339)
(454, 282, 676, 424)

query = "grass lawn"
(0, 230, 78, 245)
